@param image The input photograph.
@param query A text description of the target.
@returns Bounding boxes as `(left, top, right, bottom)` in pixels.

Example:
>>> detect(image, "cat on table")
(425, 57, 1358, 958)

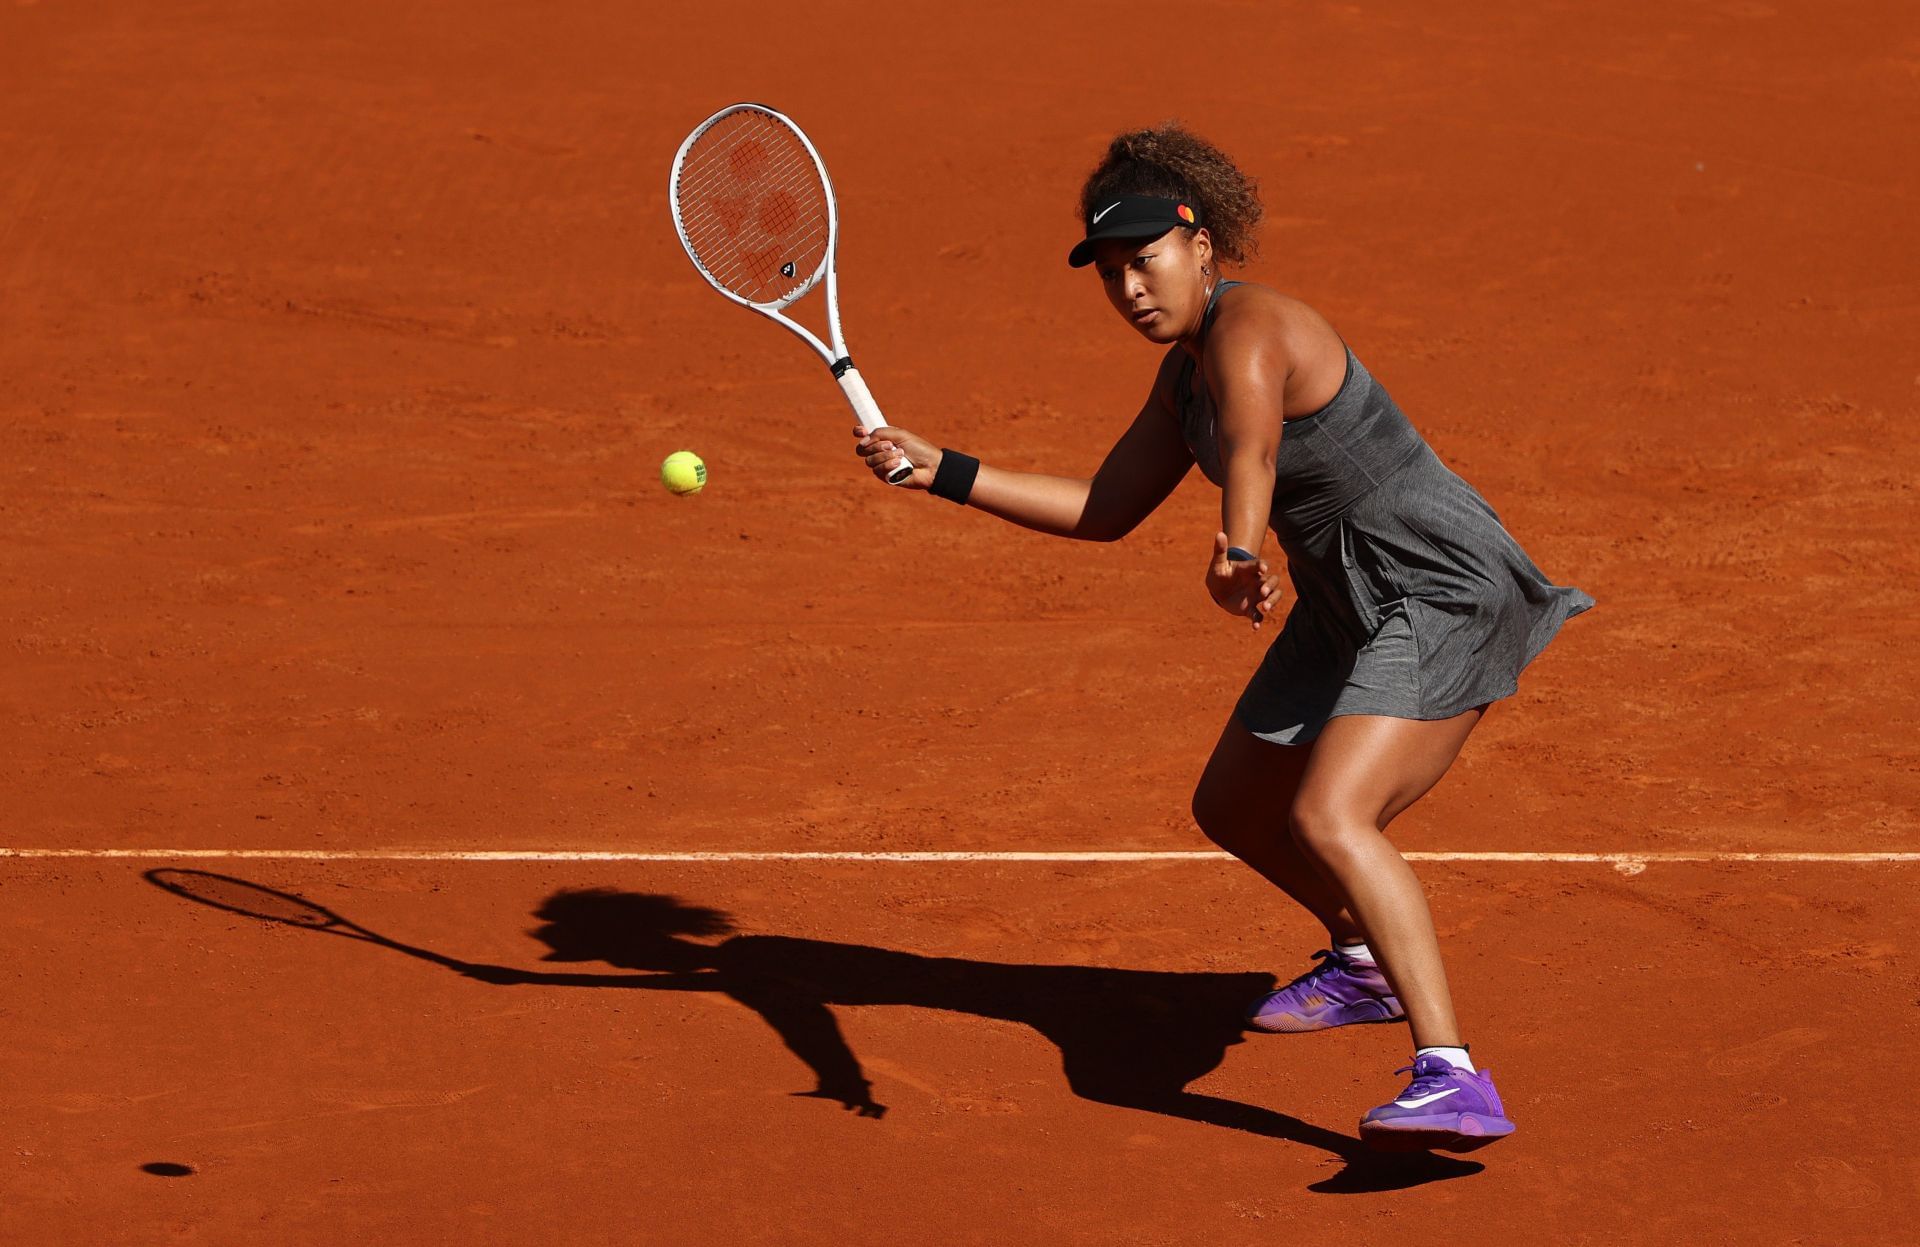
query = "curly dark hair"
(1077, 122, 1263, 265)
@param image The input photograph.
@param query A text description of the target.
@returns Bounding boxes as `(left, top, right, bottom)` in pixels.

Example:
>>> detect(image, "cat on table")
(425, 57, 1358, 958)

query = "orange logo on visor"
(1176, 204, 1195, 223)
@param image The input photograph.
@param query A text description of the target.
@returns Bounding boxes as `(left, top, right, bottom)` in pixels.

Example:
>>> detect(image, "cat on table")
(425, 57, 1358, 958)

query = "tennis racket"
(146, 868, 465, 971)
(669, 103, 914, 485)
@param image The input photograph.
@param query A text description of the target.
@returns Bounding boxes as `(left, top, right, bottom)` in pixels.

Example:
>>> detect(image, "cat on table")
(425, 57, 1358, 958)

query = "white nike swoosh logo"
(1393, 1087, 1462, 1110)
(1092, 202, 1120, 224)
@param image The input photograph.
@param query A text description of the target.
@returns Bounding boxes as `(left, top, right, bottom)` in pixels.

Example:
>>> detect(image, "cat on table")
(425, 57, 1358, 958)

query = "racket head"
(670, 103, 836, 312)
(146, 868, 343, 929)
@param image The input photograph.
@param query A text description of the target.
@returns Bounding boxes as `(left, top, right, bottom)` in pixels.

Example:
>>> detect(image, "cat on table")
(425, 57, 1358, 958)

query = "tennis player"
(854, 124, 1591, 1153)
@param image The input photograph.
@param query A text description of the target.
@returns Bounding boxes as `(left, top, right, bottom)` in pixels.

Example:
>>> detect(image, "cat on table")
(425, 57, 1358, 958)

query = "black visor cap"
(1067, 194, 1202, 268)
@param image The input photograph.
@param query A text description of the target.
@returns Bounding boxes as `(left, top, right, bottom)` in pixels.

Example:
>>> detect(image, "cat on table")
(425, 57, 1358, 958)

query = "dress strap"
(1199, 278, 1243, 344)
(1175, 279, 1243, 419)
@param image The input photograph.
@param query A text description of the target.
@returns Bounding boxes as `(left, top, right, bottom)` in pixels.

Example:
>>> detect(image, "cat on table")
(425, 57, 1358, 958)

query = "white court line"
(0, 848, 1916, 866)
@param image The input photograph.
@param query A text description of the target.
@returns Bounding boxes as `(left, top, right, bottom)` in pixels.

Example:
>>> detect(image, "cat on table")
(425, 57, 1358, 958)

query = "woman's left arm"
(1199, 312, 1291, 628)
(1204, 313, 1289, 556)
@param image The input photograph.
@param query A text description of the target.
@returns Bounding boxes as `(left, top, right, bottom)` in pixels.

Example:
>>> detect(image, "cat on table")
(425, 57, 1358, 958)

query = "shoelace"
(1391, 1057, 1463, 1100)
(1281, 948, 1344, 988)
(1390, 1052, 1459, 1091)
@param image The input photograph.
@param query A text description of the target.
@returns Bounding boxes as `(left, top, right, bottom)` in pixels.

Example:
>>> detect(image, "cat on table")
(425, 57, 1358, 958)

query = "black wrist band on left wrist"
(929, 449, 980, 505)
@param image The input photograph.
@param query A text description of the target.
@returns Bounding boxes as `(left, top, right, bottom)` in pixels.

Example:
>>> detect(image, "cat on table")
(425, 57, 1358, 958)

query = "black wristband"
(929, 449, 980, 505)
(1225, 546, 1259, 563)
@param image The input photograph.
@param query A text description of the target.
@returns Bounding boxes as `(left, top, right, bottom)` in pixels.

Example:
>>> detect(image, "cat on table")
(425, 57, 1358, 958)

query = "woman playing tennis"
(853, 124, 1592, 1153)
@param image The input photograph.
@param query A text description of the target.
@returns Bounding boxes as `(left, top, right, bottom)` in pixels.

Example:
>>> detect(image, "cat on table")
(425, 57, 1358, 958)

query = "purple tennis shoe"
(1245, 948, 1405, 1033)
(1359, 1054, 1516, 1152)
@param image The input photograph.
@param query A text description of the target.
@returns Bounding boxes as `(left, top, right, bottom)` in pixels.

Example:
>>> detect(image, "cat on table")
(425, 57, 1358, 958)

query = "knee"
(1191, 782, 1263, 856)
(1288, 795, 1365, 866)
(1190, 783, 1235, 849)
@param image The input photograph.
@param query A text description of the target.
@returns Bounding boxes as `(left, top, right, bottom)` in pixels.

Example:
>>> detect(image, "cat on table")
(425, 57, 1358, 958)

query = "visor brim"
(1066, 222, 1186, 269)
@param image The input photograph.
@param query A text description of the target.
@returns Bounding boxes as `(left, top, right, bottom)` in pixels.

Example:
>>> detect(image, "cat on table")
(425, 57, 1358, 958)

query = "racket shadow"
(143, 868, 463, 969)
(483, 887, 1484, 1193)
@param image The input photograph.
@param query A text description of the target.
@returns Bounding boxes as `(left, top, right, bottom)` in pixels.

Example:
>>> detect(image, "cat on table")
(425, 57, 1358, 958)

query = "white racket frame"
(669, 102, 914, 485)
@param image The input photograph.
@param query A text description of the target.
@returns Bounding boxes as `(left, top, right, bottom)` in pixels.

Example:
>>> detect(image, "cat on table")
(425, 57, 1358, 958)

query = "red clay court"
(3, 2, 1916, 1243)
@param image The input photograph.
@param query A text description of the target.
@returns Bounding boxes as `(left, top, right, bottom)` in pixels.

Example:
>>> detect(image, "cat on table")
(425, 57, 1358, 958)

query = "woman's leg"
(1190, 715, 1359, 943)
(1287, 709, 1484, 1050)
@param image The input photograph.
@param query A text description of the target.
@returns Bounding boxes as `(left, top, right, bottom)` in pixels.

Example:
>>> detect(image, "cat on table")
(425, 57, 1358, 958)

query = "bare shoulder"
(1210, 282, 1339, 355)
(1206, 282, 1350, 418)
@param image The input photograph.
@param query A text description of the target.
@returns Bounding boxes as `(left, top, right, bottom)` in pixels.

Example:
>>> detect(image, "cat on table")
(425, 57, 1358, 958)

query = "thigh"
(1192, 713, 1312, 829)
(1295, 708, 1486, 830)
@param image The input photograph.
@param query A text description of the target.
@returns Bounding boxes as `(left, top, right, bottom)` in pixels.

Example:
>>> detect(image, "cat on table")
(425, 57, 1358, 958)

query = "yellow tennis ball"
(660, 450, 707, 495)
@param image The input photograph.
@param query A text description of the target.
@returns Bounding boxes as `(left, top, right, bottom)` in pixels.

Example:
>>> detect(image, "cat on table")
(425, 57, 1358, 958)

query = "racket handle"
(835, 362, 915, 486)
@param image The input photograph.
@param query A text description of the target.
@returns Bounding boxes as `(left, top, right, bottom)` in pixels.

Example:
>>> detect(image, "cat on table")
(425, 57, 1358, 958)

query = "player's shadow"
(458, 888, 1480, 1193)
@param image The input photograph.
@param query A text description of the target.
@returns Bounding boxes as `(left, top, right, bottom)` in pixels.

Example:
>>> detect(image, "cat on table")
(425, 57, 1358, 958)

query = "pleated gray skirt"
(1232, 443, 1595, 745)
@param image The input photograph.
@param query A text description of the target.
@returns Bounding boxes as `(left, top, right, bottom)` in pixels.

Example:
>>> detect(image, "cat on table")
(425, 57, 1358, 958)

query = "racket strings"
(679, 141, 826, 295)
(677, 135, 827, 281)
(675, 109, 830, 305)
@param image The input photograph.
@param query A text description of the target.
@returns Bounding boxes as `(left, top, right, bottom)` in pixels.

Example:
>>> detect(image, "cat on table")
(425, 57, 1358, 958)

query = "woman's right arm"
(853, 363, 1193, 542)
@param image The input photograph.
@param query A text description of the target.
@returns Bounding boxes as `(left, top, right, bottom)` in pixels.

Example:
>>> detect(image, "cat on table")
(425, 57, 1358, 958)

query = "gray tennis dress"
(1177, 281, 1594, 745)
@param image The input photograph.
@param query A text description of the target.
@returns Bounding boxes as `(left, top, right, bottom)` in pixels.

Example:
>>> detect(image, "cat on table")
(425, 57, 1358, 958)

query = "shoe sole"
(1359, 1114, 1516, 1154)
(1245, 1005, 1406, 1034)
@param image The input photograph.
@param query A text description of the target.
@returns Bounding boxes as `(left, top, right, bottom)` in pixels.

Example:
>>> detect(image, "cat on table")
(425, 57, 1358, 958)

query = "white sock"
(1415, 1045, 1475, 1074)
(1334, 940, 1376, 966)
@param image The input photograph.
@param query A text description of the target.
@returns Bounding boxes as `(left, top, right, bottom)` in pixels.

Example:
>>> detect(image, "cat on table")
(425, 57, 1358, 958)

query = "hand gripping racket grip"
(833, 361, 914, 485)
